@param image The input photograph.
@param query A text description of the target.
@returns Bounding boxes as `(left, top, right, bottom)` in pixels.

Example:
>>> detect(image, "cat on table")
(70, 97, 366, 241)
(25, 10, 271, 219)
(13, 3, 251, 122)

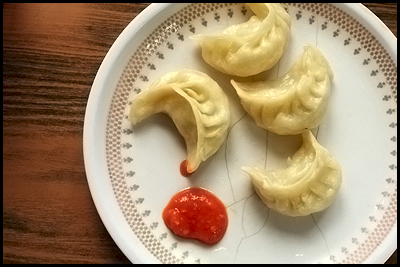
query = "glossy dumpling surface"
(129, 69, 231, 174)
(231, 44, 334, 135)
(191, 3, 291, 77)
(242, 130, 342, 217)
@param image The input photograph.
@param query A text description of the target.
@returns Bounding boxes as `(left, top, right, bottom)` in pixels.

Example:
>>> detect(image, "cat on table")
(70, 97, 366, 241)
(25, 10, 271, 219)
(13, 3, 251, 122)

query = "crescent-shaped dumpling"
(191, 3, 291, 77)
(231, 44, 334, 135)
(242, 130, 342, 217)
(129, 69, 230, 174)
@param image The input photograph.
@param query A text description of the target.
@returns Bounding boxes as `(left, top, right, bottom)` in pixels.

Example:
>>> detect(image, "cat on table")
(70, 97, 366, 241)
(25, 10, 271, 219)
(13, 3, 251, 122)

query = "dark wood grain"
(3, 3, 150, 264)
(363, 3, 397, 37)
(3, 3, 397, 264)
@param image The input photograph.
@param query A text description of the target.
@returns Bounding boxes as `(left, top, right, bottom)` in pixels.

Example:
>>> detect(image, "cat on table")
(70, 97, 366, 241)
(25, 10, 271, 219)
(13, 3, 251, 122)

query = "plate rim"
(83, 3, 174, 264)
(338, 3, 397, 60)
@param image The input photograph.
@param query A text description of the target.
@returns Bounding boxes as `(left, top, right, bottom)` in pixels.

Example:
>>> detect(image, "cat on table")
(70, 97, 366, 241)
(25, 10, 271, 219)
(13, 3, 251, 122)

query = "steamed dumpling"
(191, 3, 291, 77)
(231, 44, 334, 135)
(129, 69, 231, 174)
(242, 130, 342, 217)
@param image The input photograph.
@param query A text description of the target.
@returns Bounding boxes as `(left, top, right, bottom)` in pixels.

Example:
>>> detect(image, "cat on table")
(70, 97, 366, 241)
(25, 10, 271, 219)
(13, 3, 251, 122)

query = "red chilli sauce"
(162, 187, 228, 245)
(180, 160, 192, 177)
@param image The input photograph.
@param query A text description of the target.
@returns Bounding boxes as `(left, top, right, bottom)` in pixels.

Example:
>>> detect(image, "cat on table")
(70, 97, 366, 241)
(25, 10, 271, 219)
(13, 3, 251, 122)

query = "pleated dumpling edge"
(191, 3, 291, 77)
(231, 44, 334, 135)
(129, 69, 231, 174)
(242, 130, 342, 217)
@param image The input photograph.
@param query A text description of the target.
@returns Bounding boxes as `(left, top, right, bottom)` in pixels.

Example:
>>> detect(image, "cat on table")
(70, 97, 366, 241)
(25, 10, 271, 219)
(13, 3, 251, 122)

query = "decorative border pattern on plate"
(104, 3, 397, 264)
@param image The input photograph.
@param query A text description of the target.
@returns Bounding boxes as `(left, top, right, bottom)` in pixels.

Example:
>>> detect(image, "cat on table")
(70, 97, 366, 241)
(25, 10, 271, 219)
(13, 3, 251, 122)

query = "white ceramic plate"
(84, 3, 397, 264)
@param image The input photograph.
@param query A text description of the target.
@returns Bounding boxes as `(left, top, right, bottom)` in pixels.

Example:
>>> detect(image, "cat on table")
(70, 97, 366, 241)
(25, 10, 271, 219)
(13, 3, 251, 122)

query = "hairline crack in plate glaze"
(84, 3, 397, 264)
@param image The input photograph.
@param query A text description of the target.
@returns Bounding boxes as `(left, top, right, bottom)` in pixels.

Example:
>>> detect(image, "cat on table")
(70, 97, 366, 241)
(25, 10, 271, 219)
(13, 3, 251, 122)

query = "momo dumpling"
(191, 3, 291, 77)
(129, 69, 230, 174)
(231, 44, 334, 135)
(242, 130, 342, 217)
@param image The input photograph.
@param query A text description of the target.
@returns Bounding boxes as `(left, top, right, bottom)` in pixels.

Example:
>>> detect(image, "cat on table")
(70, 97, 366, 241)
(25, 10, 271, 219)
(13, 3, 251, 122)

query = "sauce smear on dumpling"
(162, 187, 228, 245)
(180, 160, 193, 177)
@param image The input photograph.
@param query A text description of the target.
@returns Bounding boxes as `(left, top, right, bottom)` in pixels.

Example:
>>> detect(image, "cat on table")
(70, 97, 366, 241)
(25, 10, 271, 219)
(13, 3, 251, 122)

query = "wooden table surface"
(3, 3, 397, 264)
